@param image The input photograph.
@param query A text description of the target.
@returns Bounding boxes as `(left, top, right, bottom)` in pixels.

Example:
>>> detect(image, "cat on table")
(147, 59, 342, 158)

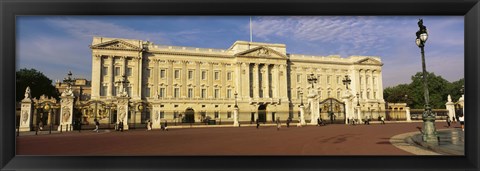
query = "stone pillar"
(91, 54, 102, 99)
(151, 104, 161, 129)
(405, 107, 411, 122)
(58, 95, 75, 132)
(244, 63, 251, 99)
(342, 90, 354, 125)
(107, 56, 114, 97)
(167, 60, 174, 98)
(356, 106, 362, 123)
(264, 64, 270, 98)
(20, 97, 33, 132)
(253, 63, 259, 99)
(117, 97, 130, 130)
(308, 90, 319, 125)
(299, 105, 306, 125)
(233, 107, 239, 126)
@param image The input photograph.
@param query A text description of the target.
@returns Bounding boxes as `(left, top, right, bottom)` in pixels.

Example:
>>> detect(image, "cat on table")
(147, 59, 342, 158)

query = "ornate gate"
(319, 98, 346, 124)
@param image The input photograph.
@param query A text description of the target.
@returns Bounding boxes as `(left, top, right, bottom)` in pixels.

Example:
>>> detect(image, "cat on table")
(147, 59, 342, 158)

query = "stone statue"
(21, 110, 28, 124)
(448, 94, 452, 102)
(62, 85, 74, 97)
(62, 108, 71, 123)
(24, 86, 31, 100)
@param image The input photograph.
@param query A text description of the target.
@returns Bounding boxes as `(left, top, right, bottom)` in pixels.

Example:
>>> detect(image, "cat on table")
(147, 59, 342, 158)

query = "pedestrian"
(146, 120, 151, 131)
(93, 119, 99, 132)
(459, 114, 465, 131)
(256, 118, 260, 129)
(286, 117, 291, 128)
(446, 117, 451, 128)
(164, 121, 168, 131)
(119, 120, 124, 132)
(276, 117, 281, 131)
(352, 118, 356, 126)
(452, 116, 456, 124)
(381, 116, 385, 124)
(317, 117, 321, 126)
(39, 121, 44, 131)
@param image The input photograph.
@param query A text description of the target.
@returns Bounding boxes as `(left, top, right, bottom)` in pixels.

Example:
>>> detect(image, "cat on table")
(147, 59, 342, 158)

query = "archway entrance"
(258, 104, 267, 123)
(184, 108, 195, 123)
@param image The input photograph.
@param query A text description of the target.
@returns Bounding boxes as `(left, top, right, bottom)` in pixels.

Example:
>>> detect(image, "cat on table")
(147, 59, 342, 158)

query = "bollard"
(60, 125, 63, 133)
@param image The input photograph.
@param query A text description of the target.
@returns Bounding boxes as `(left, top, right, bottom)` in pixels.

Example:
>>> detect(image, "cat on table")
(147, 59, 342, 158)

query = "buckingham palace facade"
(90, 37, 385, 124)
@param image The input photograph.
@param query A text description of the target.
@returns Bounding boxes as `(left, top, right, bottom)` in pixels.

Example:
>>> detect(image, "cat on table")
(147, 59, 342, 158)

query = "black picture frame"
(1, 0, 479, 170)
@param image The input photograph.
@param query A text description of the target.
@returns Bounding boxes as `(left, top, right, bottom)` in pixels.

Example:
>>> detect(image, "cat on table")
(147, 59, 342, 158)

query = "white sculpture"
(24, 86, 31, 100)
(448, 94, 452, 102)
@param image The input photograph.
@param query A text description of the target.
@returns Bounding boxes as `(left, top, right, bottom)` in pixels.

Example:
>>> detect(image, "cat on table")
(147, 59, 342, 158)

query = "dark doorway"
(251, 112, 255, 123)
(258, 104, 267, 123)
(184, 108, 195, 123)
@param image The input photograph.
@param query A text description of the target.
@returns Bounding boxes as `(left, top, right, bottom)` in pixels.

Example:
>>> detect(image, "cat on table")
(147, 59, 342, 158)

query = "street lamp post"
(307, 73, 317, 89)
(416, 19, 437, 143)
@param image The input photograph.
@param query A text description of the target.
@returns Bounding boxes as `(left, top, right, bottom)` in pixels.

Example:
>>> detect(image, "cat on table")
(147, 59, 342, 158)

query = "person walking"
(286, 117, 291, 128)
(164, 121, 169, 131)
(446, 116, 451, 128)
(459, 114, 465, 131)
(256, 118, 260, 129)
(146, 120, 152, 131)
(93, 119, 99, 133)
(381, 116, 385, 124)
(119, 120, 124, 132)
(317, 117, 321, 126)
(276, 117, 281, 131)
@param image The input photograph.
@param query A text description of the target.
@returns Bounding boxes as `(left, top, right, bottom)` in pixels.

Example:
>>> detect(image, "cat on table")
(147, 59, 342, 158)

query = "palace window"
(188, 88, 193, 98)
(214, 71, 220, 80)
(367, 91, 370, 99)
(173, 111, 178, 119)
(227, 72, 232, 80)
(202, 71, 207, 80)
(127, 67, 132, 76)
(174, 88, 180, 98)
(297, 90, 302, 99)
(214, 89, 220, 99)
(373, 77, 377, 85)
(160, 111, 164, 119)
(146, 87, 151, 97)
(115, 67, 120, 76)
(100, 85, 107, 96)
(214, 111, 219, 119)
(227, 89, 232, 99)
(227, 111, 232, 118)
(126, 87, 131, 96)
(174, 70, 180, 79)
(159, 88, 165, 98)
(373, 92, 377, 99)
(113, 86, 118, 96)
(328, 91, 331, 97)
(102, 67, 108, 76)
(146, 69, 151, 78)
(188, 70, 194, 80)
(297, 74, 301, 83)
(337, 91, 340, 99)
(201, 89, 207, 98)
(160, 69, 166, 79)
(327, 75, 331, 84)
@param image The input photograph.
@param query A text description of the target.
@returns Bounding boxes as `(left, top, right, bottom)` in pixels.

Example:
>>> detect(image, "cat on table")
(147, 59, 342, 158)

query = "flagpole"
(250, 16, 253, 42)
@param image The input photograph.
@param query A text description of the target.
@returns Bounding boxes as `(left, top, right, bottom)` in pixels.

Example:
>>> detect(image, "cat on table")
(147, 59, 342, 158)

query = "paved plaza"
(16, 122, 464, 156)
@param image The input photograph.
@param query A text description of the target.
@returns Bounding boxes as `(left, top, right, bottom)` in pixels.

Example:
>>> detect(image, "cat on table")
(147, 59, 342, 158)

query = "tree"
(384, 72, 463, 109)
(16, 68, 59, 102)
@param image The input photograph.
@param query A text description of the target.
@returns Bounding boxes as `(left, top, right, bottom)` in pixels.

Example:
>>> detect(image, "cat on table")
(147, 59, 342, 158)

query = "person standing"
(317, 117, 321, 126)
(286, 117, 291, 128)
(146, 120, 151, 131)
(276, 117, 281, 131)
(459, 114, 465, 131)
(256, 118, 260, 129)
(446, 117, 451, 128)
(381, 116, 385, 124)
(164, 121, 169, 131)
(93, 119, 99, 133)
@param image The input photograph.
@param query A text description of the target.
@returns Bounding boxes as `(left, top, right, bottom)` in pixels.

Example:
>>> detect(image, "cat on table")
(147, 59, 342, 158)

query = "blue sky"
(17, 16, 464, 88)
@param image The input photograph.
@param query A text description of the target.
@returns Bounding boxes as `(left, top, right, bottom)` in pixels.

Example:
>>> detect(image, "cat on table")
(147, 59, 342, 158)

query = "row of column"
(94, 55, 142, 99)
(356, 69, 383, 100)
(240, 63, 286, 100)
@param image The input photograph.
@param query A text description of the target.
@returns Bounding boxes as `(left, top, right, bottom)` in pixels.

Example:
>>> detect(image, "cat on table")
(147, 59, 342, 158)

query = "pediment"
(235, 46, 287, 59)
(355, 58, 383, 65)
(90, 39, 142, 51)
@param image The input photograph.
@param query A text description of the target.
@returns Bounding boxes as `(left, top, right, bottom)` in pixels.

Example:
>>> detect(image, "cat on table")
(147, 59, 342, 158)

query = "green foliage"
(16, 68, 59, 102)
(384, 72, 463, 109)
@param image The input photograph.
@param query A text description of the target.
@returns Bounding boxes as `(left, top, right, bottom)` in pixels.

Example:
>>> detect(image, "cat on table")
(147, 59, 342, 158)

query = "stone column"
(153, 59, 159, 97)
(91, 54, 102, 99)
(137, 57, 143, 99)
(243, 63, 251, 99)
(195, 61, 201, 98)
(58, 94, 75, 132)
(356, 106, 362, 123)
(253, 63, 259, 99)
(362, 70, 367, 99)
(342, 95, 352, 125)
(209, 62, 214, 99)
(299, 105, 306, 125)
(151, 105, 160, 129)
(308, 91, 319, 125)
(167, 60, 174, 98)
(273, 64, 279, 98)
(233, 106, 239, 126)
(236, 62, 242, 99)
(116, 97, 130, 130)
(20, 97, 33, 132)
(107, 56, 114, 97)
(182, 60, 188, 98)
(264, 64, 270, 98)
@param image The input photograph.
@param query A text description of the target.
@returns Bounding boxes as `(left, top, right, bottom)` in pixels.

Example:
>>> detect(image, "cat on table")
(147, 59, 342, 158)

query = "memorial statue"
(448, 94, 452, 102)
(24, 86, 31, 100)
